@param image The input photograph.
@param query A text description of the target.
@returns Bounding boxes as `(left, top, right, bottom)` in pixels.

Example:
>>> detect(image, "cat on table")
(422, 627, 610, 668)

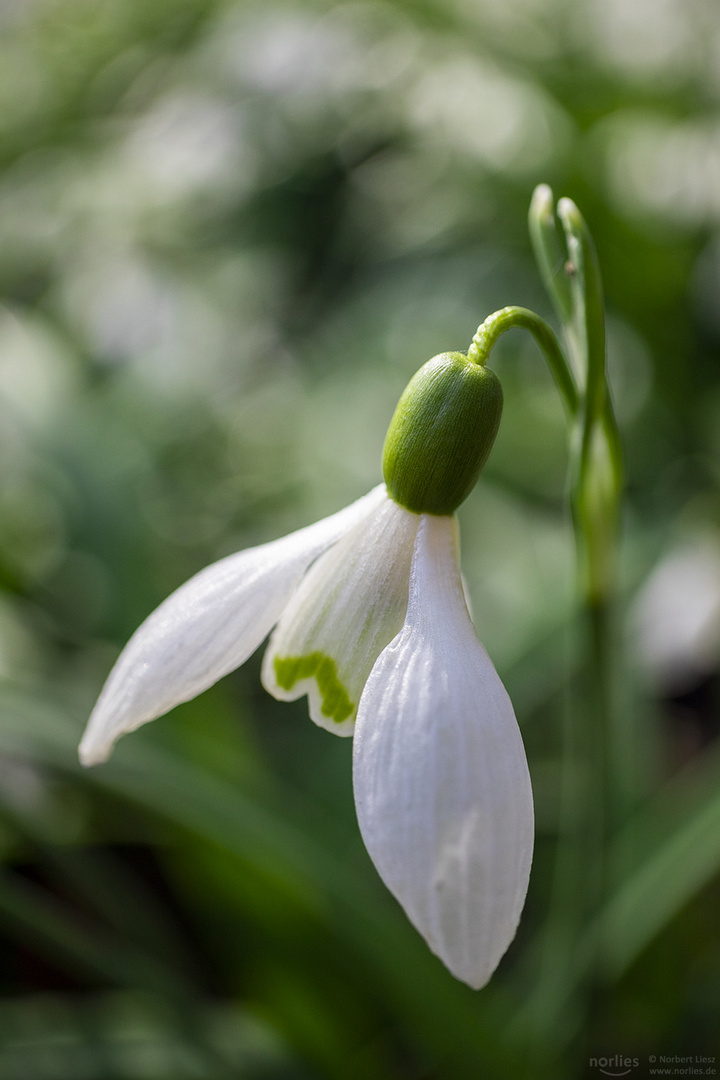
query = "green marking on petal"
(274, 652, 355, 723)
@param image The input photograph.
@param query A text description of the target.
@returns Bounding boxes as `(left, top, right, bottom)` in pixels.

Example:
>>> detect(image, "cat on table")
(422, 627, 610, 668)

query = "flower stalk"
(468, 305, 578, 417)
(527, 186, 624, 1039)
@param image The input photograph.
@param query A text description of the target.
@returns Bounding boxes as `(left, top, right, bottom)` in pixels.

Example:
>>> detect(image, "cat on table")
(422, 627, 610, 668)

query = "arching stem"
(468, 306, 579, 417)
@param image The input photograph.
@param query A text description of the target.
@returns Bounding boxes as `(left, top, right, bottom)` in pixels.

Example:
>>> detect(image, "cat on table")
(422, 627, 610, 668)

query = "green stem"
(468, 306, 579, 416)
(520, 190, 624, 1062)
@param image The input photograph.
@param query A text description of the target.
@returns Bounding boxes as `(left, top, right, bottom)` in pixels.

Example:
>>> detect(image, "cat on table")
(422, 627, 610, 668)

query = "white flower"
(79, 483, 534, 990)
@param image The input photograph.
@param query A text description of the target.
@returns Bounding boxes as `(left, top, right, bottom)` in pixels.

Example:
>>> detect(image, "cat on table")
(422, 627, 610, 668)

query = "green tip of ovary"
(274, 652, 355, 723)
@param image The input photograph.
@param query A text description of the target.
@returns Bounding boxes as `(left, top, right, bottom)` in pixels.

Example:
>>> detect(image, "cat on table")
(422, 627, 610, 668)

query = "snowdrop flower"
(79, 349, 534, 990)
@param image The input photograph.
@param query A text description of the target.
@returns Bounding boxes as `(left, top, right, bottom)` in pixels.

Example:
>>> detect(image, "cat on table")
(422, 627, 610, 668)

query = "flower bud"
(383, 352, 503, 516)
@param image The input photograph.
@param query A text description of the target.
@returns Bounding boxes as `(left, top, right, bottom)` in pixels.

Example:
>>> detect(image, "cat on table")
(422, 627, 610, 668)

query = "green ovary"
(274, 652, 355, 723)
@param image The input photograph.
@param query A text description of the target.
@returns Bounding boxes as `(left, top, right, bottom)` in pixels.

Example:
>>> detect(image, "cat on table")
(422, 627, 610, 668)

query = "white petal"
(261, 494, 419, 735)
(79, 485, 386, 766)
(353, 514, 534, 989)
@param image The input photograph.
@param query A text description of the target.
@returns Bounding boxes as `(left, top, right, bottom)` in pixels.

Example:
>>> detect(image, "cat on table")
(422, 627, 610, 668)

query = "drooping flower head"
(79, 346, 534, 990)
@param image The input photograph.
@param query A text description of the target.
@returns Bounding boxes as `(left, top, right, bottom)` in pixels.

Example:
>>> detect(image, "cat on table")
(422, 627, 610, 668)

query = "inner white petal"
(261, 494, 420, 735)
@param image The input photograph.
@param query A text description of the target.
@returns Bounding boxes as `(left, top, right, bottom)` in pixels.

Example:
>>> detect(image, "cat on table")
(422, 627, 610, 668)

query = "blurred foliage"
(0, 0, 719, 1077)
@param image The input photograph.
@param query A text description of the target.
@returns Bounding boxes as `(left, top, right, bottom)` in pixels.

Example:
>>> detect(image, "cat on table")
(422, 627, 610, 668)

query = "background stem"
(517, 190, 624, 1066)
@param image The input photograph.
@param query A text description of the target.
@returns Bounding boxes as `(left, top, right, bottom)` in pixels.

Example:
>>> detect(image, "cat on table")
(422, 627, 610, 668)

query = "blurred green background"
(1, 0, 719, 1077)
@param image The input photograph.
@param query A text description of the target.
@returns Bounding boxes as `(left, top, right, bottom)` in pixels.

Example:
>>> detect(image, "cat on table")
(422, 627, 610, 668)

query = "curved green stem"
(468, 306, 579, 416)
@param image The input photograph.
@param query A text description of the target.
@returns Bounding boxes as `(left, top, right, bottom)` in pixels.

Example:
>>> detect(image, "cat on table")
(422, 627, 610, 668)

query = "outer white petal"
(261, 494, 420, 735)
(79, 485, 386, 766)
(353, 514, 534, 989)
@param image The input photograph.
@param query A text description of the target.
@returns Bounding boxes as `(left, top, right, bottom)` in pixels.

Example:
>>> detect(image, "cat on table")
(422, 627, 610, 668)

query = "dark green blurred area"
(1, 0, 720, 1077)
